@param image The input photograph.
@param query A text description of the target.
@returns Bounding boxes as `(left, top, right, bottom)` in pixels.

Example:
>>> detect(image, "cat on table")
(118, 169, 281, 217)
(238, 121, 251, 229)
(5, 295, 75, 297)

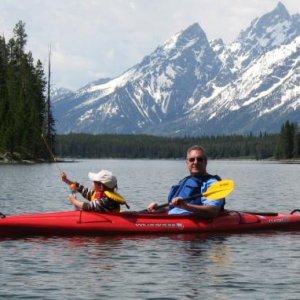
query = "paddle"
(105, 190, 130, 209)
(143, 179, 235, 212)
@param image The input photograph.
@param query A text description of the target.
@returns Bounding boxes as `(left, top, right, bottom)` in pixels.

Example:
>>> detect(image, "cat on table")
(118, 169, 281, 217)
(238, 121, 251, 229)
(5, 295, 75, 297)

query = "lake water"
(1, 159, 300, 299)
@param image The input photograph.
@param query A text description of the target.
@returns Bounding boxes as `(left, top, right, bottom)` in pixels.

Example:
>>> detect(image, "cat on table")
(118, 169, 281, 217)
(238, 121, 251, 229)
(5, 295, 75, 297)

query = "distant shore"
(0, 152, 66, 164)
(1, 152, 300, 164)
(0, 152, 36, 164)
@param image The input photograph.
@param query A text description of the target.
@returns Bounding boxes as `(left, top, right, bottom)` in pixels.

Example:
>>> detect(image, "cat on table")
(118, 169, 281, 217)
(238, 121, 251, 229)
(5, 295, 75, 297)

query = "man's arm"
(171, 197, 220, 218)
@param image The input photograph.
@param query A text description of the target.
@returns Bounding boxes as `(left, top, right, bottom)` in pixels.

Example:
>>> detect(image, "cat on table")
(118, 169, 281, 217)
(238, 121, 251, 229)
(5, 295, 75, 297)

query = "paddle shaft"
(140, 193, 212, 213)
(154, 193, 208, 210)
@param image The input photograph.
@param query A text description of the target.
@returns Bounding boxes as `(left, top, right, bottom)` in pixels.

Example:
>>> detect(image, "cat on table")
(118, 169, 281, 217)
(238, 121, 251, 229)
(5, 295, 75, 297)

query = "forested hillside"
(56, 123, 300, 160)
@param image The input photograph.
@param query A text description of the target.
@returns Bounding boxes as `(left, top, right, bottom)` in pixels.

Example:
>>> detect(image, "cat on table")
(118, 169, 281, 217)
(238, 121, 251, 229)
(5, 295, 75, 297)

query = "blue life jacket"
(167, 174, 225, 211)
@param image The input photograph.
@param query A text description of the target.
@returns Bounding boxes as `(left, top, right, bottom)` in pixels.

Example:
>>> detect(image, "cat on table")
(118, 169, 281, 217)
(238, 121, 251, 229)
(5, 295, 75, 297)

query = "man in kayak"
(61, 170, 129, 212)
(147, 145, 225, 217)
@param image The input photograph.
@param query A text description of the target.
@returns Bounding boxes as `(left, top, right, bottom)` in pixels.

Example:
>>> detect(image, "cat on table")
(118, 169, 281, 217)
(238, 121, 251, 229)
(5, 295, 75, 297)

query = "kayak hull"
(1, 210, 300, 238)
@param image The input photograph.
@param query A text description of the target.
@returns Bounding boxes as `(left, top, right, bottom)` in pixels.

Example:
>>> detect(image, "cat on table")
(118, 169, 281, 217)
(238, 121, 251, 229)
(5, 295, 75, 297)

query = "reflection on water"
(1, 160, 300, 299)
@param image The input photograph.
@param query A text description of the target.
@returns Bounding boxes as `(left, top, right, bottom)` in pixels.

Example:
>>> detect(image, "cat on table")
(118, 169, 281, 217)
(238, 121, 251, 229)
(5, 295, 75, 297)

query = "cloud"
(1, 0, 299, 90)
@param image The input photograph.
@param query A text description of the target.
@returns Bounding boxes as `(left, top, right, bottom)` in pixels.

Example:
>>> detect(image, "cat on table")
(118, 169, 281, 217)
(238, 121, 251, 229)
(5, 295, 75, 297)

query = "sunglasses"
(187, 156, 206, 163)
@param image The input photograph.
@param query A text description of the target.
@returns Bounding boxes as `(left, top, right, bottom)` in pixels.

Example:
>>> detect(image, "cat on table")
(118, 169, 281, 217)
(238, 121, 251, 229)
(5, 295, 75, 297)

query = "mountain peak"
(230, 1, 298, 69)
(180, 22, 207, 41)
(238, 1, 292, 42)
(274, 2, 290, 18)
(162, 22, 206, 51)
(182, 23, 201, 34)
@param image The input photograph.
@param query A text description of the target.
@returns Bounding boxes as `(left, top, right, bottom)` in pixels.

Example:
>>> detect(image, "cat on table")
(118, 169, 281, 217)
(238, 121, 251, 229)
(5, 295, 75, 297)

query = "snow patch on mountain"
(52, 2, 300, 136)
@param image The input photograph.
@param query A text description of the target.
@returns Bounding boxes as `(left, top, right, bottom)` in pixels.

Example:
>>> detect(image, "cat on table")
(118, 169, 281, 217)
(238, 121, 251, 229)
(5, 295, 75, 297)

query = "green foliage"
(275, 121, 299, 159)
(56, 133, 279, 159)
(0, 21, 54, 160)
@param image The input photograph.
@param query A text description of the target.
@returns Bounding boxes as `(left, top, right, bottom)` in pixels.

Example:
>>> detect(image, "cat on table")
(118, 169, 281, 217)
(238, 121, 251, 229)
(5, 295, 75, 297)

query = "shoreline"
(1, 156, 300, 164)
(0, 152, 73, 164)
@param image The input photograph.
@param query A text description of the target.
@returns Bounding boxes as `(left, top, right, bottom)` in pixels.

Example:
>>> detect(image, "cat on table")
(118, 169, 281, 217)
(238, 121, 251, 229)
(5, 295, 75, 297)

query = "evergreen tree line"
(275, 121, 300, 159)
(55, 126, 300, 160)
(0, 21, 55, 160)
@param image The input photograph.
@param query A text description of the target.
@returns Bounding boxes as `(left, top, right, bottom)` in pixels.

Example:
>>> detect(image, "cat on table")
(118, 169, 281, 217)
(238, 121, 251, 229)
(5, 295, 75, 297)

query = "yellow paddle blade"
(104, 191, 126, 203)
(202, 179, 235, 200)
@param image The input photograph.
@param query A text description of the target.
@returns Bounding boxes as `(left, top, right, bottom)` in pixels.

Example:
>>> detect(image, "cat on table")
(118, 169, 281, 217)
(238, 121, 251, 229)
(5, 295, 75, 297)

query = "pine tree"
(0, 35, 8, 150)
(0, 21, 55, 160)
(275, 121, 297, 159)
(293, 124, 299, 158)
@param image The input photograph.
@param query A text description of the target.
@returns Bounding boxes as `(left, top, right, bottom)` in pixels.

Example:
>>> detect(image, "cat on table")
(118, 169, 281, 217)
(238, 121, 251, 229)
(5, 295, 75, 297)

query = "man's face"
(186, 149, 207, 176)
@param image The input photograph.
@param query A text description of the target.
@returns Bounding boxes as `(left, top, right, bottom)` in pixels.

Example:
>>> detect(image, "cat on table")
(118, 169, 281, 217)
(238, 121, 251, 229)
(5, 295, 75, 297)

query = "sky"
(0, 0, 299, 90)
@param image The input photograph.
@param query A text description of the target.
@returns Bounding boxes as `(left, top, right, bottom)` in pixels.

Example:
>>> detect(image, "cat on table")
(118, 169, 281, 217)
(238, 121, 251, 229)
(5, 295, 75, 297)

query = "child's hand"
(69, 194, 76, 204)
(69, 183, 77, 194)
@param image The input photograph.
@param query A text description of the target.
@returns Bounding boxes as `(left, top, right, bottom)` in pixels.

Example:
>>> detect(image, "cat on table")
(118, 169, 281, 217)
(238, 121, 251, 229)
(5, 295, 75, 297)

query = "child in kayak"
(61, 170, 129, 212)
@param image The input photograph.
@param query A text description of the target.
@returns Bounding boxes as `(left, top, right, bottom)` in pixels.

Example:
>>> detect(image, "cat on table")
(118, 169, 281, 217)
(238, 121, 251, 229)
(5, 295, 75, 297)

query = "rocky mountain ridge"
(52, 2, 300, 136)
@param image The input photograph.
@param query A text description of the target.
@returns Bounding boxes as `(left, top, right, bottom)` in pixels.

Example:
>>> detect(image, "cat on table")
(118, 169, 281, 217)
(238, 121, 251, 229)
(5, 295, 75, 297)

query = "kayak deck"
(1, 209, 300, 238)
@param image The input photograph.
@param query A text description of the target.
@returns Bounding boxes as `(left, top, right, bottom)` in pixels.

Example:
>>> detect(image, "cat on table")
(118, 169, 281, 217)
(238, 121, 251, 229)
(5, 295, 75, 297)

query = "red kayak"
(1, 209, 300, 238)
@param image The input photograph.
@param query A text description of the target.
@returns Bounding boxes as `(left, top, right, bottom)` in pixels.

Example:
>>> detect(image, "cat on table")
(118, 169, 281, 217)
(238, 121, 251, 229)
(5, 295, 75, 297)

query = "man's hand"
(171, 197, 187, 208)
(147, 202, 158, 212)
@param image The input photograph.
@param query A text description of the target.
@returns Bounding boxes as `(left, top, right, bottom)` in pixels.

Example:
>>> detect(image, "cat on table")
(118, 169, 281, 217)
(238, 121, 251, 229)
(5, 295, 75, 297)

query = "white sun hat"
(88, 170, 117, 189)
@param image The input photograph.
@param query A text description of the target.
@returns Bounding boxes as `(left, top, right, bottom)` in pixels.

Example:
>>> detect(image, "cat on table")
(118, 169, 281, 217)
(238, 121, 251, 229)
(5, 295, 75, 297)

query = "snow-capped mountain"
(53, 2, 300, 136)
(229, 2, 300, 70)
